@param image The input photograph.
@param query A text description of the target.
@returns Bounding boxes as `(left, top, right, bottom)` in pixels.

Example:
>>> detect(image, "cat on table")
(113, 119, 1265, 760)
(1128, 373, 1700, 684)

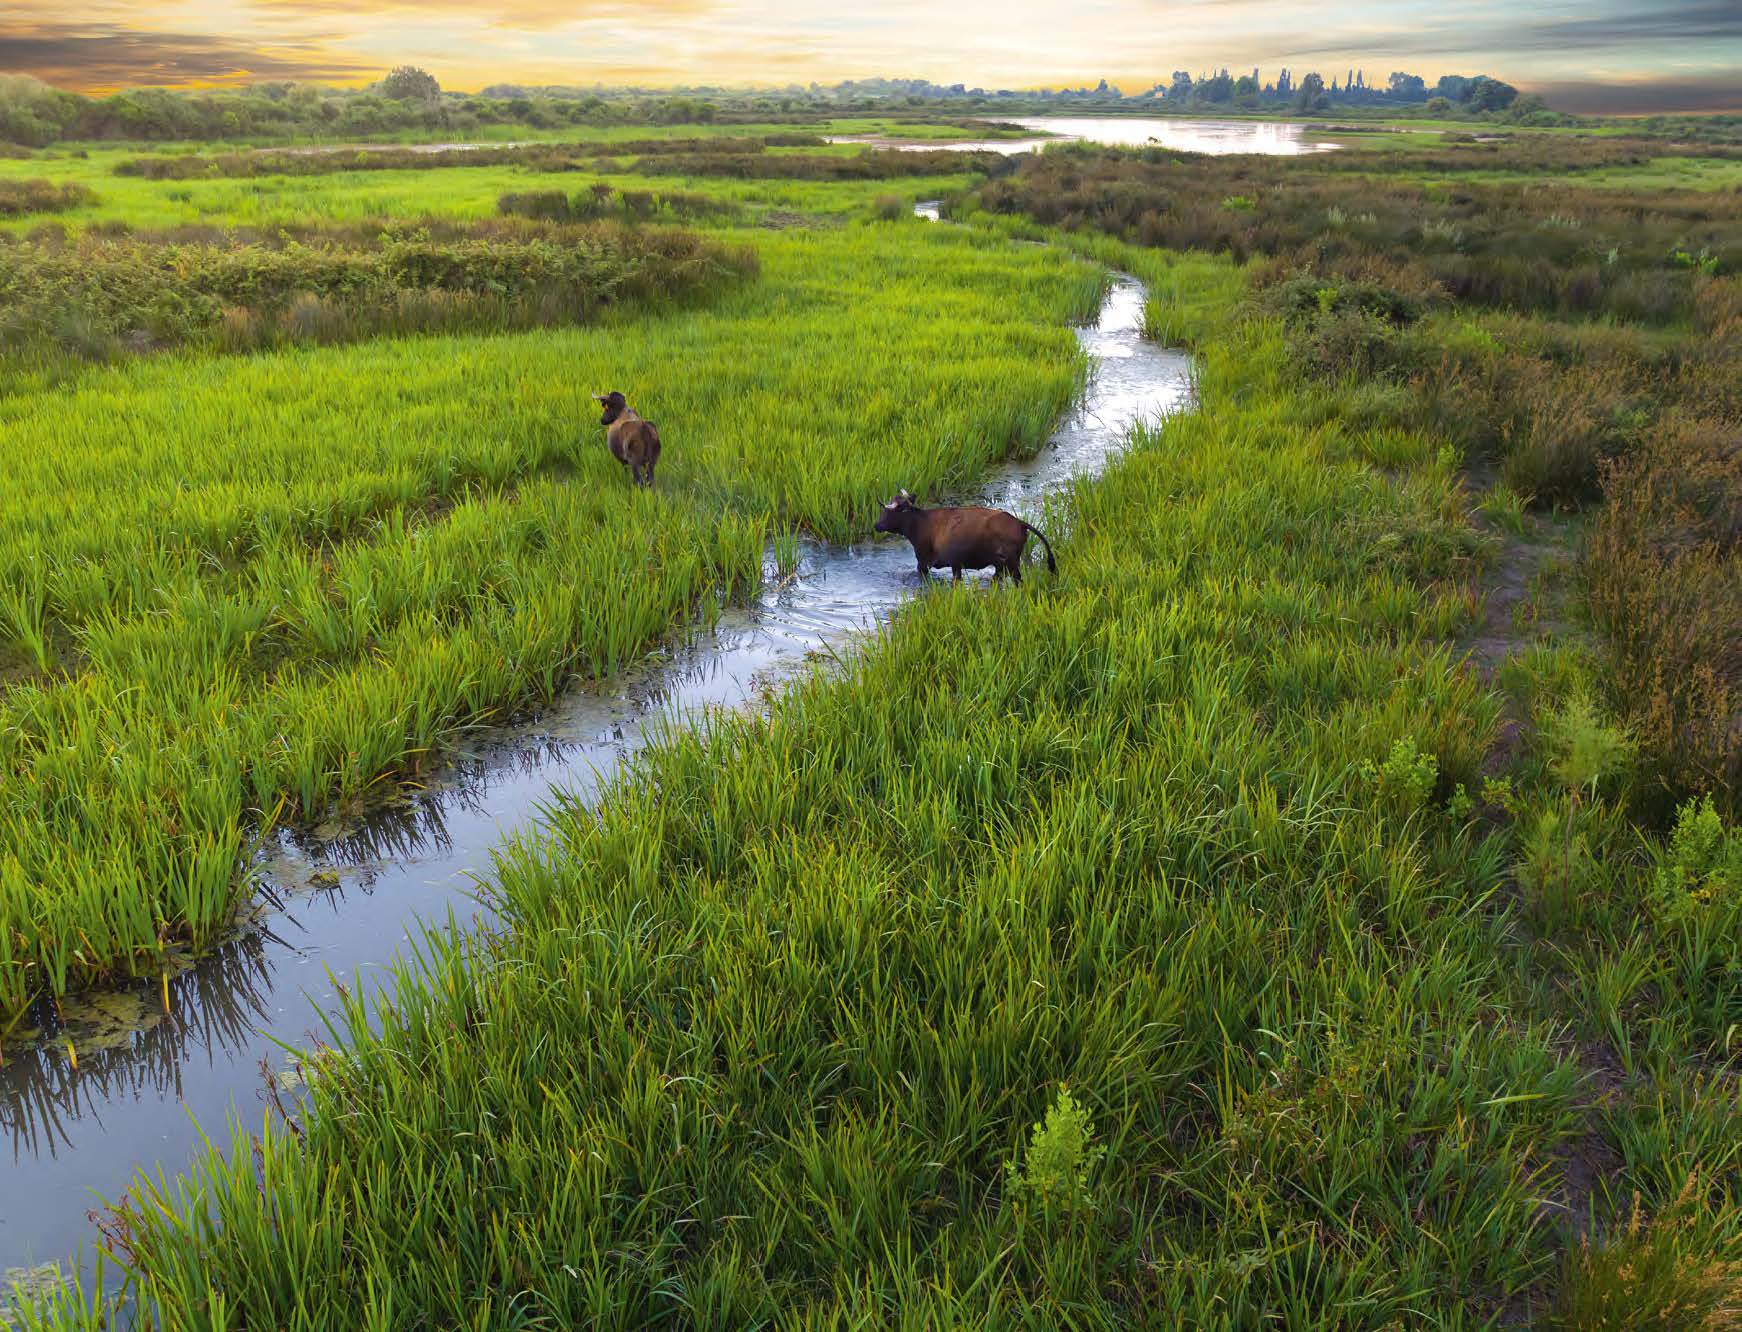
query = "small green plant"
(1448, 783, 1475, 821)
(1541, 692, 1633, 800)
(1360, 736, 1439, 815)
(1005, 1086, 1105, 1215)
(772, 528, 802, 580)
(1479, 482, 1533, 535)
(1517, 799, 1598, 929)
(1667, 246, 1720, 276)
(1221, 194, 1256, 213)
(1481, 775, 1521, 817)
(1650, 795, 1742, 921)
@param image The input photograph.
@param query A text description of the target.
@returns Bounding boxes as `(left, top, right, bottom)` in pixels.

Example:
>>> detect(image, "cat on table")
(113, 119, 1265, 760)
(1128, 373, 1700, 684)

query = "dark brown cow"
(873, 489, 1057, 584)
(594, 390, 661, 487)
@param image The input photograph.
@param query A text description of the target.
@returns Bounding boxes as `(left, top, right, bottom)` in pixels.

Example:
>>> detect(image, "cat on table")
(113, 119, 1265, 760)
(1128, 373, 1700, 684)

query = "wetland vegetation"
(2, 109, 1740, 1327)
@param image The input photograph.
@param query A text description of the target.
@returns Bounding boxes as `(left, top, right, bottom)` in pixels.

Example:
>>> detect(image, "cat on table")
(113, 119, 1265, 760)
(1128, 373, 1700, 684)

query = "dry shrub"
(1587, 418, 1742, 811)
(1546, 1176, 1742, 1331)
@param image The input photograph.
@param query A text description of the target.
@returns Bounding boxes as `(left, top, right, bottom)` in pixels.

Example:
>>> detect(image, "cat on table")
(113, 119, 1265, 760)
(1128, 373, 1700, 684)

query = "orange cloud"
(0, 21, 371, 92)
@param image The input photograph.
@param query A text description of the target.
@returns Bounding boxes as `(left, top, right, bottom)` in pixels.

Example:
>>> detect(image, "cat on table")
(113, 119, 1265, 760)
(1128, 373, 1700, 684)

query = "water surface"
(832, 116, 1339, 156)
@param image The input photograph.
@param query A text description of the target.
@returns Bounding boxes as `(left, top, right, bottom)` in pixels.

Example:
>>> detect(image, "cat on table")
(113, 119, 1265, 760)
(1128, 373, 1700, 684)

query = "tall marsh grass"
(47, 301, 1676, 1330)
(0, 220, 1099, 1024)
(964, 145, 1742, 808)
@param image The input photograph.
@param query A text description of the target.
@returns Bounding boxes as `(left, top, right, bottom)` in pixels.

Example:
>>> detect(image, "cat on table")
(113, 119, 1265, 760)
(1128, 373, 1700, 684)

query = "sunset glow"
(3, 1, 1740, 111)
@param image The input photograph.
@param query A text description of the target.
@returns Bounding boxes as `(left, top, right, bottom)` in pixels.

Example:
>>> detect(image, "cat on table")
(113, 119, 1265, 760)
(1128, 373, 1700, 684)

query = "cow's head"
(874, 488, 916, 534)
(593, 391, 628, 426)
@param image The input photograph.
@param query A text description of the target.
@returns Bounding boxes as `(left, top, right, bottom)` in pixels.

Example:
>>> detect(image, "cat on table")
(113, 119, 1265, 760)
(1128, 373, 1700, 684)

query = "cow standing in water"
(874, 489, 1057, 584)
(594, 391, 661, 488)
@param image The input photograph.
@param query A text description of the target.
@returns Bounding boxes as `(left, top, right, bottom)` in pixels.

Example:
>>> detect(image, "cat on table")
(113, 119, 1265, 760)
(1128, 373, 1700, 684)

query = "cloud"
(1527, 76, 1742, 115)
(242, 0, 710, 27)
(1266, 1, 1742, 61)
(0, 22, 372, 91)
(5, 1, 1739, 98)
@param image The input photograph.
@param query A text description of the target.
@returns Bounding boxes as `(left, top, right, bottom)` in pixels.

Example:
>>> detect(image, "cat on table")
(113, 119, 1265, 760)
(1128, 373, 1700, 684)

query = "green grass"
(0, 148, 985, 233)
(7, 125, 1742, 1327)
(0, 214, 1103, 1026)
(29, 261, 1741, 1329)
(1398, 156, 1742, 192)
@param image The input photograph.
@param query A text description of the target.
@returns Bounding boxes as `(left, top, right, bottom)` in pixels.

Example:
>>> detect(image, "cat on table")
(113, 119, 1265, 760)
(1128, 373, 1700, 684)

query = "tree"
(381, 66, 441, 103)
(1461, 76, 1518, 112)
(1167, 70, 1194, 102)
(1294, 71, 1326, 112)
(1199, 69, 1234, 102)
(1434, 74, 1473, 103)
(1388, 72, 1427, 101)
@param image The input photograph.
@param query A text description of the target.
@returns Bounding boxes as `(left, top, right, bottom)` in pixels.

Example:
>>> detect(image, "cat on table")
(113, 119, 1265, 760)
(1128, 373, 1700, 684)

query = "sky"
(2, 0, 1739, 112)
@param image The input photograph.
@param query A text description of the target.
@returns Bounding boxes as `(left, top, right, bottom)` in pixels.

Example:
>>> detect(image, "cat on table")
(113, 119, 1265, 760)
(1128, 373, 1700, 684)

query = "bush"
(0, 218, 758, 363)
(0, 178, 94, 217)
(1004, 1086, 1105, 1216)
(1586, 418, 1742, 810)
(1650, 796, 1742, 921)
(1546, 1178, 1742, 1330)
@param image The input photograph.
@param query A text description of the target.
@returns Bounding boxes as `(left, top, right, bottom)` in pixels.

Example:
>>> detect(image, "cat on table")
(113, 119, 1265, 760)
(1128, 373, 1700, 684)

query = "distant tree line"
(0, 69, 718, 148)
(3, 63, 1736, 149)
(1148, 69, 1528, 117)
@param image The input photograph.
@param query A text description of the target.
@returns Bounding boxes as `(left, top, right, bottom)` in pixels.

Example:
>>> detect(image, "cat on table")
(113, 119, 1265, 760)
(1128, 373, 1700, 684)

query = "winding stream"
(0, 216, 1192, 1301)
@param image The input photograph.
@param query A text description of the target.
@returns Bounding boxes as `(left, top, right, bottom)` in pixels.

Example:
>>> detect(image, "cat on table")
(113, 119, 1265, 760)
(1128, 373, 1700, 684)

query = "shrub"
(1546, 1178, 1742, 1330)
(1360, 736, 1439, 816)
(0, 178, 94, 217)
(1004, 1086, 1105, 1216)
(1650, 796, 1742, 921)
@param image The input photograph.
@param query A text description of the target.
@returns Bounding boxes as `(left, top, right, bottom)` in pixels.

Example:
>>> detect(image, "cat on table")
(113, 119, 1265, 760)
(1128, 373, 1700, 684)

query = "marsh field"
(0, 114, 1739, 1327)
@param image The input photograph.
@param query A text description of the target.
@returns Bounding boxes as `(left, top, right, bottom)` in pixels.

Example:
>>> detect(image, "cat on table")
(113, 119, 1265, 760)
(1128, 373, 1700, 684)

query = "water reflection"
(3, 940, 273, 1162)
(831, 115, 1340, 157)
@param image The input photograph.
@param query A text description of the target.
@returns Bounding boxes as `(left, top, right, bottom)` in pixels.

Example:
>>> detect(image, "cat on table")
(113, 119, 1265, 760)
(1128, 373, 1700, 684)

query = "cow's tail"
(1022, 521, 1058, 575)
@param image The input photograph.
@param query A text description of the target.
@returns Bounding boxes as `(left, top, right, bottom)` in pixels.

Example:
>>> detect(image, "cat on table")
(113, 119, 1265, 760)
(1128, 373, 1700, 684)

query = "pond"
(831, 115, 1341, 156)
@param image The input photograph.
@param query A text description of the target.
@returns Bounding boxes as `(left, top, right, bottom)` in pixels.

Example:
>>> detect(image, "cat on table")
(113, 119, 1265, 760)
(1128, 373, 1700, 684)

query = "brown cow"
(593, 390, 661, 487)
(873, 489, 1057, 584)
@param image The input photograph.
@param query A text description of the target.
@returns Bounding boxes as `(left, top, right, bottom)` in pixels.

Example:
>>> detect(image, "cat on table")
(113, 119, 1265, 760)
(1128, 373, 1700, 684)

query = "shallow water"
(0, 227, 1192, 1294)
(831, 115, 1339, 156)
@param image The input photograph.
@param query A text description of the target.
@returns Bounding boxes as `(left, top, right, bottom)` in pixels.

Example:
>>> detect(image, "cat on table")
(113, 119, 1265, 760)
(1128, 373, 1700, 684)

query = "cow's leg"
(643, 459, 656, 488)
(1008, 561, 1023, 586)
(951, 566, 963, 582)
